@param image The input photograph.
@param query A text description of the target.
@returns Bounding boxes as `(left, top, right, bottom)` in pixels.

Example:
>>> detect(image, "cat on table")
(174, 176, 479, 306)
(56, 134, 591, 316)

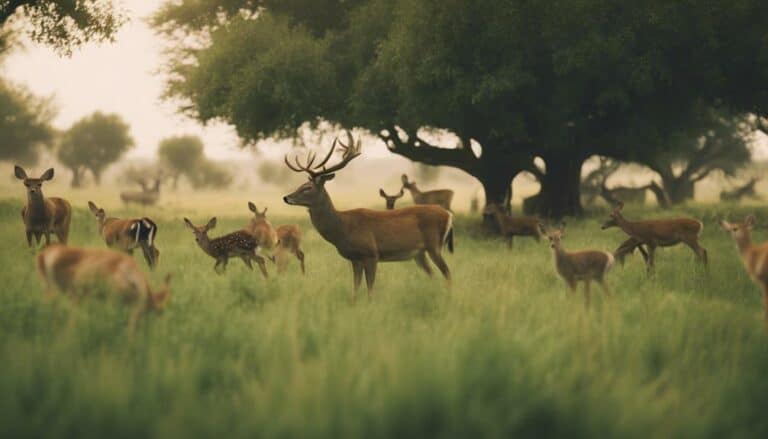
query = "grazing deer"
(720, 215, 768, 321)
(184, 217, 268, 278)
(484, 204, 541, 248)
(87, 201, 160, 269)
(601, 202, 707, 272)
(36, 244, 172, 331)
(401, 174, 454, 210)
(15, 166, 71, 247)
(540, 223, 614, 307)
(245, 202, 305, 274)
(121, 176, 162, 206)
(613, 237, 649, 266)
(379, 188, 404, 210)
(283, 133, 454, 299)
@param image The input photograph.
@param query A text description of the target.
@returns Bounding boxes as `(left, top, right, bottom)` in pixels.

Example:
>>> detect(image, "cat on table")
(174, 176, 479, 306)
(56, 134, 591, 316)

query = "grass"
(1, 196, 768, 438)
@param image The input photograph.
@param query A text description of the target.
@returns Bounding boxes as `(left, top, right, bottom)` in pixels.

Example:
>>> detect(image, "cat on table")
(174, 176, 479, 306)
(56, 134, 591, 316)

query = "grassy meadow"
(1, 187, 768, 438)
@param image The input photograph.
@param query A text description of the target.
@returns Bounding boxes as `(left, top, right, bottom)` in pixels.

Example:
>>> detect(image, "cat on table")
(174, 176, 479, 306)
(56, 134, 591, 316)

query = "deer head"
(601, 201, 625, 229)
(248, 202, 268, 220)
(720, 215, 755, 244)
(539, 222, 567, 250)
(183, 217, 216, 246)
(379, 188, 404, 209)
(283, 132, 362, 208)
(87, 201, 107, 223)
(148, 273, 173, 312)
(15, 165, 54, 197)
(401, 174, 417, 191)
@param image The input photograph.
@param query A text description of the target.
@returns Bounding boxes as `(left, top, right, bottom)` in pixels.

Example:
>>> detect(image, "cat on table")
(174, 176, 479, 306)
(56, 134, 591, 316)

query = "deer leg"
(34, 232, 42, 245)
(43, 231, 51, 246)
(414, 252, 433, 277)
(351, 261, 363, 303)
(599, 277, 612, 298)
(240, 256, 254, 270)
(363, 259, 377, 298)
(26, 231, 33, 247)
(646, 245, 657, 273)
(426, 248, 451, 281)
(565, 278, 577, 296)
(507, 236, 514, 249)
(684, 239, 708, 269)
(297, 249, 306, 275)
(584, 279, 591, 308)
(140, 243, 156, 269)
(255, 254, 269, 279)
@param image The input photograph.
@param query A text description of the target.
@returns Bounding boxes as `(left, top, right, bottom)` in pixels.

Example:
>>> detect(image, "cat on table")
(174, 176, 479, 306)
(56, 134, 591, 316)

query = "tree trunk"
(478, 169, 517, 231)
(91, 169, 102, 186)
(533, 154, 585, 218)
(70, 167, 83, 188)
(663, 176, 695, 204)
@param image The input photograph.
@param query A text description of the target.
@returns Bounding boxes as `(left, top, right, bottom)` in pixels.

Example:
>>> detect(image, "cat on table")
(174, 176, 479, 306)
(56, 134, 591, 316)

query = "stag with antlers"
(283, 133, 454, 300)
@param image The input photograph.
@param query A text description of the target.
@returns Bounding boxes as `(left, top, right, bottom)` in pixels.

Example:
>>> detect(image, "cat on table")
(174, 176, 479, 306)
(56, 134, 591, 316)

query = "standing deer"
(87, 201, 160, 269)
(245, 202, 306, 274)
(121, 176, 162, 206)
(184, 217, 269, 278)
(720, 215, 768, 321)
(36, 244, 172, 331)
(15, 166, 71, 247)
(483, 204, 541, 248)
(283, 134, 454, 299)
(540, 223, 614, 307)
(401, 174, 454, 210)
(601, 202, 707, 272)
(379, 188, 404, 210)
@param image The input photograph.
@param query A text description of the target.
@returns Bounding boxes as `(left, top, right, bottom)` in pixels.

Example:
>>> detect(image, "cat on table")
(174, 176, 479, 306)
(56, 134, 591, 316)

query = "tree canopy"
(57, 112, 133, 187)
(157, 134, 233, 189)
(0, 77, 54, 165)
(155, 0, 768, 216)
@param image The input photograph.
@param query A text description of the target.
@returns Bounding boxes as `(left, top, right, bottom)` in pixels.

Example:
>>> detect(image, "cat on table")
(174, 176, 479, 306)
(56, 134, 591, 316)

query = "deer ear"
(88, 201, 98, 214)
(206, 217, 217, 230)
(40, 168, 54, 181)
(14, 165, 27, 180)
(379, 189, 386, 197)
(615, 201, 625, 211)
(745, 214, 756, 228)
(183, 218, 194, 229)
(248, 202, 257, 213)
(262, 207, 268, 215)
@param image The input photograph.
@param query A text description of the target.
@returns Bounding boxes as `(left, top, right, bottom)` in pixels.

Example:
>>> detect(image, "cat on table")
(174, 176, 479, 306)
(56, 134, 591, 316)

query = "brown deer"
(15, 166, 71, 247)
(401, 174, 454, 210)
(283, 134, 454, 299)
(540, 223, 614, 307)
(601, 202, 707, 272)
(88, 201, 160, 269)
(121, 176, 162, 206)
(245, 202, 306, 274)
(184, 217, 268, 278)
(719, 215, 768, 321)
(379, 188, 404, 210)
(36, 244, 172, 331)
(484, 204, 541, 248)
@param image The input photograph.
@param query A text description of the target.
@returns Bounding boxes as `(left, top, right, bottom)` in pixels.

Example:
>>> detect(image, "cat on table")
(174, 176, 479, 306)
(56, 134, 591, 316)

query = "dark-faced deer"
(15, 166, 71, 247)
(379, 188, 404, 210)
(36, 244, 172, 332)
(184, 217, 268, 277)
(401, 174, 453, 210)
(601, 202, 707, 272)
(541, 223, 614, 307)
(283, 133, 454, 300)
(245, 202, 306, 274)
(720, 215, 768, 322)
(483, 204, 541, 248)
(88, 201, 160, 269)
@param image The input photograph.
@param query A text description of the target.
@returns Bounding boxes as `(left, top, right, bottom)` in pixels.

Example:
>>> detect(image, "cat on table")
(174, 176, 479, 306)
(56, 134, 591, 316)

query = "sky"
(2, 0, 254, 161)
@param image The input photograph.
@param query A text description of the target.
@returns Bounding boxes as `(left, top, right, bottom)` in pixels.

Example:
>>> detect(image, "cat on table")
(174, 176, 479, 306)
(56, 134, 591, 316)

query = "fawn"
(484, 204, 541, 248)
(245, 202, 305, 274)
(36, 244, 172, 331)
(541, 223, 614, 307)
(88, 201, 160, 269)
(720, 215, 768, 322)
(379, 188, 404, 210)
(15, 166, 71, 247)
(184, 217, 268, 277)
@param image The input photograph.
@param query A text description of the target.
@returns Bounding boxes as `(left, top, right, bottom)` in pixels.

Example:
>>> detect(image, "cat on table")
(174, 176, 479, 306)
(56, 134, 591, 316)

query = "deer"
(379, 188, 404, 210)
(483, 203, 541, 248)
(283, 133, 454, 299)
(36, 244, 172, 332)
(184, 217, 269, 278)
(14, 166, 72, 248)
(601, 201, 707, 272)
(720, 215, 768, 322)
(720, 177, 761, 203)
(87, 201, 160, 269)
(245, 202, 306, 274)
(120, 175, 162, 206)
(540, 223, 614, 307)
(400, 174, 454, 210)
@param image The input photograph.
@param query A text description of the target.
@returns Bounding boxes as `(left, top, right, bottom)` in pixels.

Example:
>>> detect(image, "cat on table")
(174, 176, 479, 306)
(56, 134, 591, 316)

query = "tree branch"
(378, 125, 479, 173)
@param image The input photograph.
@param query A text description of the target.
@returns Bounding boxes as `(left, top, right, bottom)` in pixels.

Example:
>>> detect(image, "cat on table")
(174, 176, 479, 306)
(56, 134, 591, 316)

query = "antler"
(284, 132, 362, 178)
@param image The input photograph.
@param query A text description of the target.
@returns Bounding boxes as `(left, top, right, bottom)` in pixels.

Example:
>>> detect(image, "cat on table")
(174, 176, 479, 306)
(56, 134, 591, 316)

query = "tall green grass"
(1, 199, 767, 438)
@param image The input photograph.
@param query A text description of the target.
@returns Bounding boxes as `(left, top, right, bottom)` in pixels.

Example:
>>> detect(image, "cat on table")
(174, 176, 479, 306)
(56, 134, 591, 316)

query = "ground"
(1, 192, 767, 438)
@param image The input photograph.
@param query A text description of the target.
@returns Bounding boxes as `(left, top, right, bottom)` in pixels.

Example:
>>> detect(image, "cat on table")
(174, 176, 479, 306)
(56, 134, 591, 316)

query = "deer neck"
(197, 234, 215, 257)
(308, 189, 346, 245)
(26, 191, 47, 221)
(614, 213, 636, 235)
(735, 231, 753, 255)
(406, 184, 422, 197)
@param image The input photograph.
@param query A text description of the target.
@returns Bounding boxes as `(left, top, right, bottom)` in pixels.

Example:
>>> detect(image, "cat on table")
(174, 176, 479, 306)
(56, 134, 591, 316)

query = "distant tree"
(257, 159, 296, 186)
(0, 77, 54, 165)
(157, 135, 205, 189)
(190, 160, 232, 189)
(57, 112, 133, 187)
(0, 0, 125, 54)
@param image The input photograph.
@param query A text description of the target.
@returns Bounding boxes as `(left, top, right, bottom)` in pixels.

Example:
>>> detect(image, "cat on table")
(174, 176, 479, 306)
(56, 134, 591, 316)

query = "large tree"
(154, 0, 768, 217)
(0, 77, 54, 164)
(57, 112, 133, 187)
(157, 134, 233, 189)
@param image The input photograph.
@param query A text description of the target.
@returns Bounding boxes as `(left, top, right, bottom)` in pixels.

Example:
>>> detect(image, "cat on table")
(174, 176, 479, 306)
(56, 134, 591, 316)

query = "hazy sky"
(2, 0, 253, 161)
